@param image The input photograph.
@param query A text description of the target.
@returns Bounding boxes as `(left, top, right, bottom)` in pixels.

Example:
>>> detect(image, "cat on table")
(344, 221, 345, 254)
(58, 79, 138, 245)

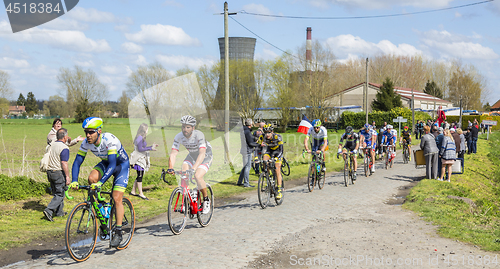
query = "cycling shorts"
(183, 151, 213, 173)
(384, 137, 396, 146)
(94, 161, 130, 192)
(364, 140, 376, 149)
(311, 139, 327, 152)
(263, 149, 283, 165)
(403, 138, 412, 144)
(343, 141, 357, 151)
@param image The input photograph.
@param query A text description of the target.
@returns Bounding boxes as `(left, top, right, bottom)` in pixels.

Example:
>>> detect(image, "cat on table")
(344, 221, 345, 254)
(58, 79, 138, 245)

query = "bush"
(342, 108, 431, 129)
(446, 115, 500, 131)
(0, 175, 49, 201)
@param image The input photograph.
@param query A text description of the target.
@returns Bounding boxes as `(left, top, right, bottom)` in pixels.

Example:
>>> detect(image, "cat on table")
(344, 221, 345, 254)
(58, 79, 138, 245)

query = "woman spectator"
(420, 126, 439, 180)
(439, 129, 456, 182)
(47, 118, 83, 146)
(129, 123, 158, 200)
(465, 127, 472, 154)
(456, 128, 466, 159)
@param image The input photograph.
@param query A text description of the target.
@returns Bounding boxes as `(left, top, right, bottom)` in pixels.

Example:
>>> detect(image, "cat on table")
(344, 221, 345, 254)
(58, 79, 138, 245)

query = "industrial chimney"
(306, 27, 312, 74)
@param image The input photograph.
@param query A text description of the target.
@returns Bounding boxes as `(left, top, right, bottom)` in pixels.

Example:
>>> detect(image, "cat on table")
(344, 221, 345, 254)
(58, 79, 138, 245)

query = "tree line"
(0, 41, 490, 122)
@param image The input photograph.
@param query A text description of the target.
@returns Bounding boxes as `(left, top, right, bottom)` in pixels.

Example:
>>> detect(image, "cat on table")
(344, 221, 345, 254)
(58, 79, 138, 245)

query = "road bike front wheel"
(65, 202, 97, 262)
(281, 158, 290, 176)
(385, 150, 389, 169)
(197, 184, 214, 227)
(168, 187, 188, 235)
(307, 162, 316, 192)
(364, 153, 369, 177)
(109, 197, 135, 250)
(258, 172, 270, 209)
(343, 158, 349, 187)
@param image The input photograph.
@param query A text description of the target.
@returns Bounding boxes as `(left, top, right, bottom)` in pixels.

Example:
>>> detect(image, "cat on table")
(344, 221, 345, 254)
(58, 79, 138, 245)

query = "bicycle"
(339, 151, 355, 187)
(401, 140, 410, 164)
(384, 144, 395, 169)
(257, 158, 285, 209)
(303, 150, 325, 192)
(162, 169, 214, 235)
(361, 147, 374, 177)
(64, 186, 135, 262)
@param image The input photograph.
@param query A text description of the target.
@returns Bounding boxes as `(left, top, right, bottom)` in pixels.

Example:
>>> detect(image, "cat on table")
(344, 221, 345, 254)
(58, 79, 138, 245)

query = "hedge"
(446, 115, 500, 131)
(342, 108, 432, 129)
(0, 175, 49, 201)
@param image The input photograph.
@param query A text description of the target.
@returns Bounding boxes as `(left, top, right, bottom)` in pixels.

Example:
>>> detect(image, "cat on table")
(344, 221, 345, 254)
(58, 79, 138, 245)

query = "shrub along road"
(5, 152, 498, 268)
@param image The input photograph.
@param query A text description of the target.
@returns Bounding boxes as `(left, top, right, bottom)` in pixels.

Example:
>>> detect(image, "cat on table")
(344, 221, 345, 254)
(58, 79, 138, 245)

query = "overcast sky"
(1, 0, 499, 104)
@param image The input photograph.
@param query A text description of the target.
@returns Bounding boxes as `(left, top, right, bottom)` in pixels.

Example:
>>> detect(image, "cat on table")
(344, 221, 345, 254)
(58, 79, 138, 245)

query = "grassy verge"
(403, 132, 500, 251)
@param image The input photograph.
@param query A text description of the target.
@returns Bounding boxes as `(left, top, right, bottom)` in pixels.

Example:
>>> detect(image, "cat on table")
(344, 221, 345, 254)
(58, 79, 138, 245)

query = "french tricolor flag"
(297, 115, 312, 134)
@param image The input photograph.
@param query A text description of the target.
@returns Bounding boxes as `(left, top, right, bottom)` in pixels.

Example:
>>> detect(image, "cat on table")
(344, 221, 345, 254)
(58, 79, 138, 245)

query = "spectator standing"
(129, 123, 158, 200)
(372, 121, 377, 130)
(238, 118, 259, 187)
(471, 122, 479, 154)
(420, 126, 439, 179)
(465, 127, 472, 154)
(450, 128, 461, 157)
(43, 128, 71, 221)
(436, 127, 444, 176)
(431, 125, 439, 140)
(47, 118, 84, 146)
(439, 129, 456, 182)
(457, 128, 466, 159)
(252, 122, 265, 175)
(468, 120, 472, 127)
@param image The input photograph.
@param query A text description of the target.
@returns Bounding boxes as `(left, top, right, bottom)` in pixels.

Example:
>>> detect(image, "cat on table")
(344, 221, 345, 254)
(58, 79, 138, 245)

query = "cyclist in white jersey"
(304, 119, 328, 172)
(167, 115, 213, 214)
(70, 117, 129, 248)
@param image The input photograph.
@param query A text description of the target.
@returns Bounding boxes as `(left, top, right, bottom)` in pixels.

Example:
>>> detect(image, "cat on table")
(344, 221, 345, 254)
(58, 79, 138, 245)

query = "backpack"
(40, 144, 52, 172)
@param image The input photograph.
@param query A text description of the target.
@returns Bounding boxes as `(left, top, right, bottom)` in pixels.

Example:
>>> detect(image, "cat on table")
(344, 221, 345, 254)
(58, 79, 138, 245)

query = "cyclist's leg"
(273, 151, 283, 186)
(111, 162, 129, 227)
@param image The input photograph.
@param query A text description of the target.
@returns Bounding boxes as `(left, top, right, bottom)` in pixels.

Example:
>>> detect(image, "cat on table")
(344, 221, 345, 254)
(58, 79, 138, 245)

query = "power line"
(239, 0, 494, 20)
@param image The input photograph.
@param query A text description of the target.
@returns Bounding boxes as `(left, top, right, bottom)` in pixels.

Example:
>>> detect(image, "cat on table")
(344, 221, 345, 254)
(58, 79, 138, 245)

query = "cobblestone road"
(5, 154, 498, 268)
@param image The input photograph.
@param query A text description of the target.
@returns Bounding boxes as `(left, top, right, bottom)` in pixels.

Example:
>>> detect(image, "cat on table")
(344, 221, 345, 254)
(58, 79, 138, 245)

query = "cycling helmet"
(363, 123, 371, 130)
(345, 126, 353, 134)
(263, 124, 273, 133)
(387, 125, 393, 129)
(180, 115, 196, 126)
(82, 117, 103, 129)
(404, 126, 409, 130)
(312, 119, 321, 127)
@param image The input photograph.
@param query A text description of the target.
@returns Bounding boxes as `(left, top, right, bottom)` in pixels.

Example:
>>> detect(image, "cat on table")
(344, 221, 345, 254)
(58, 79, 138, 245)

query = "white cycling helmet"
(180, 115, 196, 126)
(387, 125, 393, 129)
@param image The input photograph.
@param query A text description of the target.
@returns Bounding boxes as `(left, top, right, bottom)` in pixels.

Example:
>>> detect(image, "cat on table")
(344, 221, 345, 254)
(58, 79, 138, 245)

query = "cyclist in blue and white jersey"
(167, 115, 213, 214)
(304, 119, 328, 172)
(69, 117, 129, 248)
(359, 124, 377, 173)
(382, 125, 397, 157)
(337, 126, 360, 181)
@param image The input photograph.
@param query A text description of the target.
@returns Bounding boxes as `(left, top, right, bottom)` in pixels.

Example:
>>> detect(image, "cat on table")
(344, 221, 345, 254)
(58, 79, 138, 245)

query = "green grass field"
(0, 117, 349, 250)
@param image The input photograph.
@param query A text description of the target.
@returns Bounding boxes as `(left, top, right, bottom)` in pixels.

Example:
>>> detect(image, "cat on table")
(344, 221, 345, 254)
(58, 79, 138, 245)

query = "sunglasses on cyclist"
(84, 129, 98, 135)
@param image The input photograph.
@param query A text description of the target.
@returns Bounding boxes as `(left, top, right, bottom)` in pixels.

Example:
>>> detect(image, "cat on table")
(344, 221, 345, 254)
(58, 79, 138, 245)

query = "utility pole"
(224, 1, 230, 163)
(365, 58, 369, 124)
(459, 97, 463, 128)
(411, 87, 415, 134)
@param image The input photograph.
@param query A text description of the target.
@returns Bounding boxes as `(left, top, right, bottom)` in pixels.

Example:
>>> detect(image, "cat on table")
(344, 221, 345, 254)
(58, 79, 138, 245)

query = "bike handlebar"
(65, 185, 104, 201)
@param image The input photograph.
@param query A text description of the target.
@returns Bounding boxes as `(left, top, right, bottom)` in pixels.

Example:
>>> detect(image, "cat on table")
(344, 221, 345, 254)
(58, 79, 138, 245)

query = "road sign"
(392, 116, 407, 137)
(482, 120, 497, 126)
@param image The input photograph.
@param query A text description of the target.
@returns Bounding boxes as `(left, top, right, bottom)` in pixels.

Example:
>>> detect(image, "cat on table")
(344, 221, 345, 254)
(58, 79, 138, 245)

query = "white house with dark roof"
(324, 82, 453, 112)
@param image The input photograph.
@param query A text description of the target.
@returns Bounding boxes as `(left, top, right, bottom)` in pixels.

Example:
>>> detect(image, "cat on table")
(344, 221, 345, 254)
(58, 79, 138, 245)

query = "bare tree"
(0, 70, 13, 99)
(57, 66, 108, 122)
(269, 54, 297, 131)
(126, 62, 172, 124)
(448, 61, 485, 110)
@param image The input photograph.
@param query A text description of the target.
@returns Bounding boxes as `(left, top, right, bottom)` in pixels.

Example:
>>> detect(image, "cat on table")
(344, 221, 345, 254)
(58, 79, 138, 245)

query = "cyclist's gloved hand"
(91, 181, 103, 190)
(353, 149, 357, 154)
(69, 181, 79, 190)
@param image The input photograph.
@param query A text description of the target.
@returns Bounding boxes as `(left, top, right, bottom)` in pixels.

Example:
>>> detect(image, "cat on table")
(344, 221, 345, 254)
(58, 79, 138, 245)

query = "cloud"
(19, 64, 57, 78)
(134, 55, 148, 66)
(242, 4, 275, 21)
(163, 0, 183, 8)
(74, 60, 95, 67)
(156, 54, 214, 70)
(67, 7, 117, 23)
(0, 57, 29, 68)
(125, 24, 200, 46)
(43, 18, 89, 31)
(101, 65, 121, 75)
(0, 21, 111, 53)
(308, 0, 453, 10)
(325, 34, 423, 59)
(255, 48, 279, 60)
(418, 30, 498, 60)
(121, 42, 143, 53)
